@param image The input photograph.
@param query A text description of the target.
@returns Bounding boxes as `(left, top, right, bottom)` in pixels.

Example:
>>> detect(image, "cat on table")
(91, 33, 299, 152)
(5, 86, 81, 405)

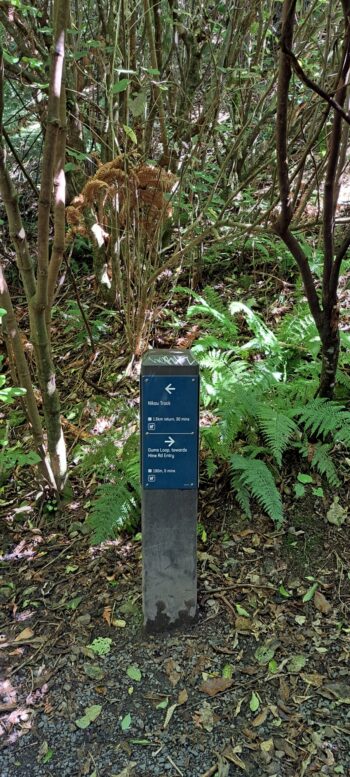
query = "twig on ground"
(167, 755, 184, 776)
(200, 765, 218, 777)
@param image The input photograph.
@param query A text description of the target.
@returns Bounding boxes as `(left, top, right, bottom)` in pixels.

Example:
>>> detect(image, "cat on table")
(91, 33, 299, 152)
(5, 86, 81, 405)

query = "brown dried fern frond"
(83, 179, 110, 204)
(66, 155, 177, 243)
(71, 193, 85, 208)
(138, 188, 166, 210)
(136, 165, 176, 192)
(66, 206, 82, 225)
(96, 168, 128, 186)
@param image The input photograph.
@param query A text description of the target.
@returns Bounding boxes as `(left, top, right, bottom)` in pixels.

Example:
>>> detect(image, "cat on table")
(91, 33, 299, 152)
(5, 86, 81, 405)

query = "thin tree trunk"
(47, 80, 67, 319)
(0, 2, 69, 490)
(0, 263, 56, 486)
(274, 0, 350, 398)
(30, 0, 69, 486)
(143, 0, 169, 164)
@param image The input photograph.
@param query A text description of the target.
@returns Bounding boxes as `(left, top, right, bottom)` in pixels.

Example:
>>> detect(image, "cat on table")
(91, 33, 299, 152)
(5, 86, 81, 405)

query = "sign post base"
(142, 489, 197, 631)
(140, 350, 199, 632)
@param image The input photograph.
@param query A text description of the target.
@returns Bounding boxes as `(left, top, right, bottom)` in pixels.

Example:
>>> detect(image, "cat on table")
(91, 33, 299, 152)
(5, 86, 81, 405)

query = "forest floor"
(1, 488, 350, 777)
(1, 260, 350, 777)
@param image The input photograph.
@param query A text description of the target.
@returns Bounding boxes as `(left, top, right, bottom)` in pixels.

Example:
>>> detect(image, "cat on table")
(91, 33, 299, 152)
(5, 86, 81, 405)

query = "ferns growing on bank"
(186, 287, 350, 525)
(78, 286, 350, 541)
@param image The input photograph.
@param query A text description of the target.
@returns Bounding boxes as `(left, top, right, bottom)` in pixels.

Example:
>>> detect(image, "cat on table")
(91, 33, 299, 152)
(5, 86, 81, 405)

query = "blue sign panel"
(141, 375, 199, 489)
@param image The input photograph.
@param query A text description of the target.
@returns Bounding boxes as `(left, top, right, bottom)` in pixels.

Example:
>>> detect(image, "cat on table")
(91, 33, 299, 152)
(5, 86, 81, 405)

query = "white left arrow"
(165, 383, 175, 395)
(165, 436, 175, 447)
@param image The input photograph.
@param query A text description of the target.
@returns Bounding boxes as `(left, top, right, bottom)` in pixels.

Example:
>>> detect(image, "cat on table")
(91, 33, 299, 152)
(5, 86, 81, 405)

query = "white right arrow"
(164, 436, 175, 447)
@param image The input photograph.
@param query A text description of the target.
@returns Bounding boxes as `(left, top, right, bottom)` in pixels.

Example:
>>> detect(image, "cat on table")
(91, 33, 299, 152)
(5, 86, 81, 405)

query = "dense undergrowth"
(39, 252, 349, 544)
(2, 0, 350, 542)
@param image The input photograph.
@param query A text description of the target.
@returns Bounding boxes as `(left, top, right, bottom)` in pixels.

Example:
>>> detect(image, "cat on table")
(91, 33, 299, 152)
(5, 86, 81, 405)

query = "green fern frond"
(77, 431, 141, 543)
(276, 304, 319, 357)
(87, 481, 140, 544)
(230, 301, 280, 356)
(195, 347, 233, 369)
(199, 285, 234, 319)
(336, 368, 350, 391)
(294, 398, 350, 439)
(205, 456, 217, 478)
(231, 472, 252, 517)
(76, 439, 119, 477)
(335, 426, 350, 448)
(254, 405, 298, 466)
(310, 443, 340, 487)
(186, 286, 239, 340)
(230, 454, 283, 525)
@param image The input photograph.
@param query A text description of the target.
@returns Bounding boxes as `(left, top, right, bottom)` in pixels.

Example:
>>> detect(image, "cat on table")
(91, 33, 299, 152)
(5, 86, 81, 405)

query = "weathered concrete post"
(140, 349, 199, 631)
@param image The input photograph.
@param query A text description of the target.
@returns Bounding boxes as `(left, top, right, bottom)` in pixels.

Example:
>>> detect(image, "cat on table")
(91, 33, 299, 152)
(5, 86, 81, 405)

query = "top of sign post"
(141, 349, 199, 376)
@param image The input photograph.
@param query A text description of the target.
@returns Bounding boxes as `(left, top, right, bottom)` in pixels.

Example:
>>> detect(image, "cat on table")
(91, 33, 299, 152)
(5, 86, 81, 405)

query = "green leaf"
(279, 584, 291, 598)
(297, 473, 313, 484)
(129, 91, 147, 117)
(3, 49, 18, 65)
(83, 663, 105, 680)
(326, 497, 347, 526)
(123, 124, 137, 144)
(41, 748, 54, 764)
(268, 659, 278, 674)
(64, 162, 78, 172)
(121, 712, 132, 731)
(87, 637, 112, 655)
(312, 487, 324, 498)
(255, 644, 276, 665)
(302, 583, 318, 602)
(294, 483, 305, 499)
(112, 78, 130, 94)
(156, 698, 168, 709)
(127, 665, 142, 682)
(287, 654, 306, 673)
(75, 704, 102, 729)
(222, 664, 234, 679)
(236, 604, 250, 617)
(66, 595, 82, 610)
(249, 691, 260, 712)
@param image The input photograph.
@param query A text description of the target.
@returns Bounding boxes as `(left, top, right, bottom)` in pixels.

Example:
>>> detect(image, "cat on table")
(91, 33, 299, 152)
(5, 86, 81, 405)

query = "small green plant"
(75, 424, 140, 543)
(0, 319, 41, 483)
(87, 637, 112, 656)
(55, 299, 116, 348)
(294, 473, 324, 500)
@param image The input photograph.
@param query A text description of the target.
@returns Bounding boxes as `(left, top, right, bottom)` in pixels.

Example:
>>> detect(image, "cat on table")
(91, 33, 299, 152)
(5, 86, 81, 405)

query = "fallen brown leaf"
(279, 676, 290, 702)
(223, 746, 246, 770)
(178, 688, 188, 705)
(252, 707, 268, 727)
(15, 627, 34, 641)
(301, 672, 324, 687)
(235, 616, 253, 631)
(314, 591, 332, 614)
(102, 606, 112, 626)
(164, 658, 181, 687)
(199, 677, 234, 697)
